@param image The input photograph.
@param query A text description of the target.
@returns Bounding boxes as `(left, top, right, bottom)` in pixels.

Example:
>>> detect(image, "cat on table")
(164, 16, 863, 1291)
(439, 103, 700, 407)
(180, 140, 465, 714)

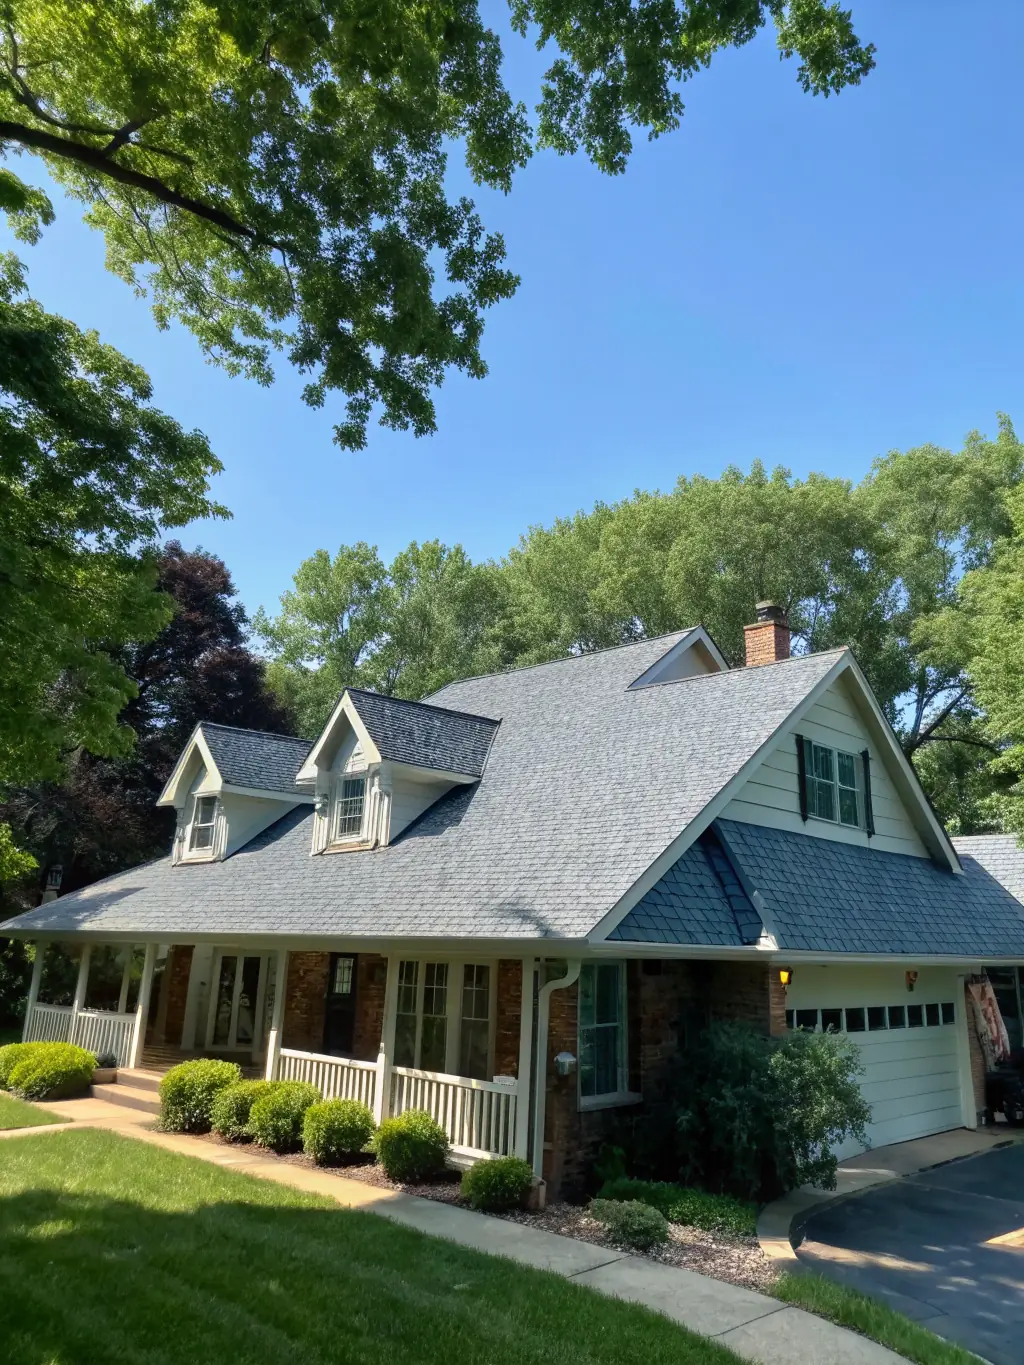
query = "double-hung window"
(189, 796, 218, 852)
(334, 774, 366, 840)
(578, 962, 629, 1103)
(803, 742, 861, 828)
(393, 960, 493, 1078)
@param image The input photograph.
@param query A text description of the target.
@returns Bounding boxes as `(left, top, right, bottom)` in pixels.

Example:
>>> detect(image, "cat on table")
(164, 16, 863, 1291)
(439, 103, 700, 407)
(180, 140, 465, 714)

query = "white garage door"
(786, 965, 968, 1156)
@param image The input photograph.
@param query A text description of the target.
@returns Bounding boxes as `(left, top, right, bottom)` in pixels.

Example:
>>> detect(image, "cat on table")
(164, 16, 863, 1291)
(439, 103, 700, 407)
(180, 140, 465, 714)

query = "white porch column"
(514, 958, 535, 1160)
(264, 949, 288, 1081)
(374, 956, 399, 1124)
(128, 942, 157, 1069)
(21, 944, 45, 1041)
(69, 944, 92, 1049)
(956, 972, 979, 1129)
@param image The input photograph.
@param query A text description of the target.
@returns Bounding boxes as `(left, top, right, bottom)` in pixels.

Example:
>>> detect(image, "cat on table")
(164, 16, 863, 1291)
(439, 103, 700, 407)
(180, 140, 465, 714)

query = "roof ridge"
(426, 628, 697, 697)
(200, 721, 310, 744)
(345, 687, 500, 726)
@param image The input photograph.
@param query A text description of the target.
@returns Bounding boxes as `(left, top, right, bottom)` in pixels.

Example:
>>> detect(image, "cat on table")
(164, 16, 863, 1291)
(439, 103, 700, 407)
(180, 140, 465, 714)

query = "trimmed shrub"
(672, 1021, 870, 1202)
(0, 1042, 39, 1089)
(598, 1178, 757, 1237)
(211, 1080, 276, 1141)
(302, 1098, 375, 1165)
(249, 1081, 321, 1153)
(9, 1042, 96, 1099)
(159, 1059, 241, 1133)
(374, 1109, 449, 1182)
(460, 1156, 533, 1211)
(589, 1198, 668, 1250)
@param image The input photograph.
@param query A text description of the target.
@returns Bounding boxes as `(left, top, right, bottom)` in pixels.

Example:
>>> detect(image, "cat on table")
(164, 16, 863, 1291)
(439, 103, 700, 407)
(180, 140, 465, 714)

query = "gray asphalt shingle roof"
(200, 724, 311, 796)
(347, 689, 498, 777)
(614, 819, 1024, 957)
(6, 634, 847, 943)
(953, 835, 1024, 904)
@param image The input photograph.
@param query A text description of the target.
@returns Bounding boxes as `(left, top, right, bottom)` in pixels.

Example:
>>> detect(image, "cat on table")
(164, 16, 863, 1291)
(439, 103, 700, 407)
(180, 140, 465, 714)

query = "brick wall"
(743, 620, 790, 666)
(541, 958, 780, 1197)
(160, 945, 194, 1047)
(352, 955, 388, 1062)
(494, 959, 523, 1077)
(281, 952, 331, 1052)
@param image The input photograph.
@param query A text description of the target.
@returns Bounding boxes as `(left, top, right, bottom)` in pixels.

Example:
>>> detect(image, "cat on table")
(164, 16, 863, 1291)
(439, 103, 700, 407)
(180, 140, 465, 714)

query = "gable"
(721, 672, 930, 859)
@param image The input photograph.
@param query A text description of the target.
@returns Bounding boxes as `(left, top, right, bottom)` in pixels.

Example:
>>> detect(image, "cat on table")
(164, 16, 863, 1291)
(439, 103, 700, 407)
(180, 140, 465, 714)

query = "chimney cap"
(755, 601, 787, 624)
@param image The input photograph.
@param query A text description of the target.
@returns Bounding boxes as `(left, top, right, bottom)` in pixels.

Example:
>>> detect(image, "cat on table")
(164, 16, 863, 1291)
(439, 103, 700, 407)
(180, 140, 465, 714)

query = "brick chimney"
(744, 602, 790, 666)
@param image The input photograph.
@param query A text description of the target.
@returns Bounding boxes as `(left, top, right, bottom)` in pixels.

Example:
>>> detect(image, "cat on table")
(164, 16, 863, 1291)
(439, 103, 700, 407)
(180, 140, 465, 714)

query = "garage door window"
(786, 1002, 958, 1032)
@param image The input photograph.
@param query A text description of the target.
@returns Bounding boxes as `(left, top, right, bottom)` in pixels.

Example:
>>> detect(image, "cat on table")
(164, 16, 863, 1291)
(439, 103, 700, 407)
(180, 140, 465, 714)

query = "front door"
(206, 953, 267, 1054)
(323, 954, 358, 1056)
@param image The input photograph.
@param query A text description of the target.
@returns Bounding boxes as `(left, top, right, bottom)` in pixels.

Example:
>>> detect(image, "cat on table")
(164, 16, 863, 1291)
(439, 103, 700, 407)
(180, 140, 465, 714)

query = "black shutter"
(861, 749, 875, 837)
(795, 733, 809, 822)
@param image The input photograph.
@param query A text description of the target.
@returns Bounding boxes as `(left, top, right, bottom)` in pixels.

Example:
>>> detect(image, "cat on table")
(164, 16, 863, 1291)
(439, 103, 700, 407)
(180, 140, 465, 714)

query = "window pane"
(785, 1010, 795, 1029)
(335, 775, 366, 837)
(838, 786, 859, 827)
(578, 965, 596, 1028)
(460, 1019, 490, 1080)
(845, 1007, 866, 1033)
(331, 956, 354, 995)
(235, 956, 261, 1045)
(420, 1015, 447, 1072)
(837, 751, 858, 788)
(397, 960, 418, 1015)
(592, 1027, 618, 1094)
(868, 1006, 887, 1030)
(191, 822, 214, 850)
(578, 963, 624, 1097)
(821, 1008, 842, 1033)
(907, 1004, 924, 1028)
(812, 778, 836, 822)
(941, 1001, 955, 1024)
(813, 745, 834, 782)
(394, 1012, 416, 1068)
(423, 962, 448, 1019)
(888, 1005, 906, 1029)
(461, 964, 489, 1022)
(795, 1009, 818, 1030)
(595, 964, 621, 1025)
(925, 1002, 940, 1026)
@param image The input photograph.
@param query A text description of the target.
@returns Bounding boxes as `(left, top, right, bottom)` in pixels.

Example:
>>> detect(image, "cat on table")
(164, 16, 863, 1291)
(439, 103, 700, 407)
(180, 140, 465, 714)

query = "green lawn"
(0, 1092, 66, 1131)
(0, 1130, 744, 1365)
(773, 1272, 984, 1365)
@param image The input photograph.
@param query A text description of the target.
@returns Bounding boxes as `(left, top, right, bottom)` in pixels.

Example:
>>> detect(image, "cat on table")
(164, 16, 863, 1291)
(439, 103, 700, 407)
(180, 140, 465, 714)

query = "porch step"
(91, 1082, 161, 1117)
(118, 1068, 162, 1094)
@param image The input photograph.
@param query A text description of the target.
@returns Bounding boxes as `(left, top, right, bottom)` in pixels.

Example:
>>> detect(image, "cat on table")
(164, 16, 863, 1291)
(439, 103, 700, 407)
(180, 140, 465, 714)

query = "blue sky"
(6, 1, 1024, 624)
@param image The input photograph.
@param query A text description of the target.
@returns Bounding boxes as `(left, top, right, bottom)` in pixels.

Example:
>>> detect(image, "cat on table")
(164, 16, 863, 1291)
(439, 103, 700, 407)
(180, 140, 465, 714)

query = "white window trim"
(330, 769, 368, 845)
(804, 741, 863, 830)
(183, 794, 219, 861)
(392, 957, 497, 1079)
(577, 961, 640, 1111)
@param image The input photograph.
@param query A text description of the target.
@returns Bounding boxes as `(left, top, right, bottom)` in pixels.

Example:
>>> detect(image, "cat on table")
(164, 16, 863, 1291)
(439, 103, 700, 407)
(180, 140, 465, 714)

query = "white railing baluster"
(388, 1065, 518, 1159)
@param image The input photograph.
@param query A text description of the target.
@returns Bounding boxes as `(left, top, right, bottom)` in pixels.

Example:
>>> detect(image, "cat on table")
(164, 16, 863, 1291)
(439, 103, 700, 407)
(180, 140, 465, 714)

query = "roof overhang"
(156, 725, 221, 806)
(295, 691, 382, 783)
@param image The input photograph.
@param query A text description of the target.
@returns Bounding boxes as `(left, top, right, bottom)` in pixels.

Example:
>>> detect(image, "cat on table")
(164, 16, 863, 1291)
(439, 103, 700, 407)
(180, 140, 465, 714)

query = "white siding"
(221, 792, 301, 856)
(722, 676, 930, 858)
(787, 965, 967, 1155)
(388, 774, 456, 840)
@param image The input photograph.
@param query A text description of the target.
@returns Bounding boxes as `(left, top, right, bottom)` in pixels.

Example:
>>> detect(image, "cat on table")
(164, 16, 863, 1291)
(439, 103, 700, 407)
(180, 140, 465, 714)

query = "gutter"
(532, 959, 581, 1179)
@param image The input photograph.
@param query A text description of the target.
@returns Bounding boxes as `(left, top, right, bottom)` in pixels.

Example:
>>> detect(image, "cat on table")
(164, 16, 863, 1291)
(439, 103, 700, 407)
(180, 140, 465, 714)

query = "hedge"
(159, 1059, 242, 1133)
(8, 1043, 96, 1100)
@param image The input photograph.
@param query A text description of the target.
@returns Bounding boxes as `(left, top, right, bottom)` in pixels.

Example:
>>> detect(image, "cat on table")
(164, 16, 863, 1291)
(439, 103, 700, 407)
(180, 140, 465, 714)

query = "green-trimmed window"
(803, 742, 861, 828)
(578, 963, 627, 1099)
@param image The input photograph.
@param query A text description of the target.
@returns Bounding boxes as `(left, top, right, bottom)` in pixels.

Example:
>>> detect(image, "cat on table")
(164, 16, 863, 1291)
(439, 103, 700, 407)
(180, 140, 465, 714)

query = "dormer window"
(334, 775, 366, 841)
(803, 742, 861, 828)
(189, 796, 218, 852)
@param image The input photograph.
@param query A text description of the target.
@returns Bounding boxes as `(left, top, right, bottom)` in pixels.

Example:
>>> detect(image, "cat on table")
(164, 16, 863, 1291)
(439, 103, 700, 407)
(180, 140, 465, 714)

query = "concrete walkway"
(1, 1077, 904, 1365)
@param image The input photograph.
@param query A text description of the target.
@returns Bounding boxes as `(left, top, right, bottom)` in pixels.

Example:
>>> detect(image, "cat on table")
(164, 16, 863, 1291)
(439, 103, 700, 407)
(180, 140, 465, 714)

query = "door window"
(459, 964, 491, 1080)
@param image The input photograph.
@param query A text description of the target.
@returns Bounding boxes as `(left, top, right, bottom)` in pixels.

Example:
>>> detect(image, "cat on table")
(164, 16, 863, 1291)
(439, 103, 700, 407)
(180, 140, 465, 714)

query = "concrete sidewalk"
(2, 1083, 904, 1365)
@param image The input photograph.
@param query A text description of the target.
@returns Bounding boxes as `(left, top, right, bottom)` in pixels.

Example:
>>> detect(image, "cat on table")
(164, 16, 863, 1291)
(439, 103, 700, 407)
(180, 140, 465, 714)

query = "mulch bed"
(196, 1135, 778, 1295)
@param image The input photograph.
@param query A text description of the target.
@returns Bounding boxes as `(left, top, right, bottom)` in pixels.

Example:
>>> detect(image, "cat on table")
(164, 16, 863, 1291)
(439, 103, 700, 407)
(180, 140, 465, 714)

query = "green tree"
(0, 1, 872, 449)
(961, 481, 1024, 834)
(0, 251, 223, 788)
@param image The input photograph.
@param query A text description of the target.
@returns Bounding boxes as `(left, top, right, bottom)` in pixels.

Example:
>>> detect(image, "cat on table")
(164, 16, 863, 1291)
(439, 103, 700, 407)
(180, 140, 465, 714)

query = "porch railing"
(277, 1048, 377, 1108)
(23, 1003, 136, 1067)
(390, 1066, 518, 1160)
(23, 1003, 72, 1044)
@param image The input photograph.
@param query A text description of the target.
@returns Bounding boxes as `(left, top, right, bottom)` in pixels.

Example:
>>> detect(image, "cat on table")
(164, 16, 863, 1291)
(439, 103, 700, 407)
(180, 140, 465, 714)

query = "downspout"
(532, 959, 582, 1179)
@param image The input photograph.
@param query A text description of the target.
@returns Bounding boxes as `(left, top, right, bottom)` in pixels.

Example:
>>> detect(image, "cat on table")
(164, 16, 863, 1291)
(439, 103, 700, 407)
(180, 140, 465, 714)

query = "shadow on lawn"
(0, 1185, 731, 1365)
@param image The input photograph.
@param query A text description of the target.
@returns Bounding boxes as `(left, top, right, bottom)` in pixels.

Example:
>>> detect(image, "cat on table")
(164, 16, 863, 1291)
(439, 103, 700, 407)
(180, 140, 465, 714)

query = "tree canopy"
(258, 420, 1023, 833)
(0, 252, 222, 788)
(1, 541, 292, 911)
(0, 1, 873, 448)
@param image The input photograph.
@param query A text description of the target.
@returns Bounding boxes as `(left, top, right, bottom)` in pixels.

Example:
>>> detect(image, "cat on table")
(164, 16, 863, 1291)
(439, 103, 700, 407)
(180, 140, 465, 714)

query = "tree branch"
(0, 119, 272, 247)
(923, 733, 1001, 755)
(906, 688, 968, 753)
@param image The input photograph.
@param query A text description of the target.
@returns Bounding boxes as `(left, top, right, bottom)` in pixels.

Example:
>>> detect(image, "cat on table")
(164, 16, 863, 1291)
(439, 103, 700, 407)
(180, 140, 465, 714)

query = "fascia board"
(221, 785, 315, 804)
(156, 727, 223, 806)
(295, 691, 382, 782)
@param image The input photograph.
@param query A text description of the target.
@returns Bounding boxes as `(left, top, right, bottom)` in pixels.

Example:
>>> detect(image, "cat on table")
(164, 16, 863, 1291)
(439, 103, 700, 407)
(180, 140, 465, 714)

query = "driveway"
(797, 1143, 1024, 1365)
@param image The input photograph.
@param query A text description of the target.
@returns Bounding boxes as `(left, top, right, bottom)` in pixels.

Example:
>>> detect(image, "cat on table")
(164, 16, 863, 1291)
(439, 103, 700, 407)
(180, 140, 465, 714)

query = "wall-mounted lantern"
(779, 967, 793, 991)
(905, 970, 919, 992)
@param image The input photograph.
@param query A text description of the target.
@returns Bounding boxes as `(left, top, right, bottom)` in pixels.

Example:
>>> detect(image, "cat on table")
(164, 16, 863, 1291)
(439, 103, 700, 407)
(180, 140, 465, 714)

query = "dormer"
(296, 689, 499, 855)
(158, 723, 314, 864)
(627, 627, 728, 687)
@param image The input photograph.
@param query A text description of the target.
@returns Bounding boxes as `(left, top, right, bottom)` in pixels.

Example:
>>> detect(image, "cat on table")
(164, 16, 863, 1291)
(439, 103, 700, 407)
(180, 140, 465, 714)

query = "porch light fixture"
(778, 967, 793, 990)
(905, 970, 919, 992)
